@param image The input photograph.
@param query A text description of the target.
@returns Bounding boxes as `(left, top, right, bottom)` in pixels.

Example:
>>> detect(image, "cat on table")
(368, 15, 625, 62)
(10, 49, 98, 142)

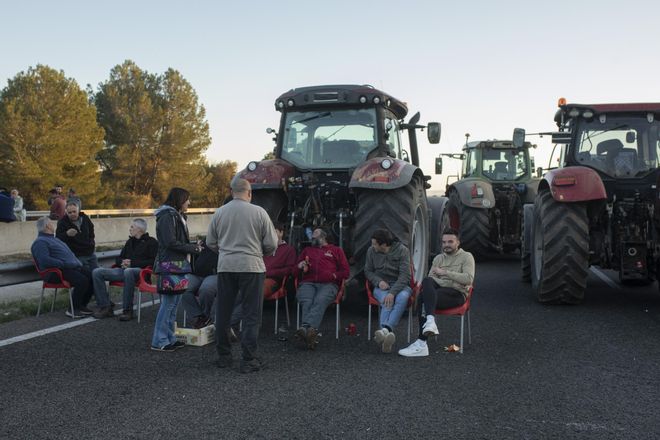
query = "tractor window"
(281, 109, 377, 169)
(574, 117, 660, 178)
(482, 148, 528, 181)
(384, 116, 402, 159)
(465, 150, 478, 177)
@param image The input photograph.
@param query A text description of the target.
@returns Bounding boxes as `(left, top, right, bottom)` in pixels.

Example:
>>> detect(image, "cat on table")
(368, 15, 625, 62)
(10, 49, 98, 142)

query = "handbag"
(155, 260, 192, 294)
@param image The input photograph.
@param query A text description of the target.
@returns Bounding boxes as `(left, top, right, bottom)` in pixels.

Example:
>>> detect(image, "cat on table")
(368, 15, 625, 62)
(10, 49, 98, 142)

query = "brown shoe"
(306, 327, 318, 350)
(93, 306, 114, 319)
(118, 310, 133, 321)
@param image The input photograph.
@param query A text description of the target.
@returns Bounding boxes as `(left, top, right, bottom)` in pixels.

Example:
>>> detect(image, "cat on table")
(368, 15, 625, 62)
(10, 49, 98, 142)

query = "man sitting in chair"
(364, 228, 411, 353)
(399, 228, 474, 357)
(295, 228, 349, 350)
(263, 223, 297, 297)
(31, 216, 95, 318)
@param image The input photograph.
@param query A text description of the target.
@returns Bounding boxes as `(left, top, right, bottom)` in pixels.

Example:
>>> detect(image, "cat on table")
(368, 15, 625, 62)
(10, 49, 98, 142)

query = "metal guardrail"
(26, 207, 216, 220)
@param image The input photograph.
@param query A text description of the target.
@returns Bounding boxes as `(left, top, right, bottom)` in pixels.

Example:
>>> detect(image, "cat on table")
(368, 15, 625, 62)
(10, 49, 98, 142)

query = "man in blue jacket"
(31, 216, 95, 318)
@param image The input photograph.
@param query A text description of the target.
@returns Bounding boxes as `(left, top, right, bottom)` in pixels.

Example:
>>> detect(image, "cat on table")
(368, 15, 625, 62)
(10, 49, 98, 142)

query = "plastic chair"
(32, 258, 75, 318)
(434, 286, 474, 354)
(365, 279, 420, 343)
(108, 264, 124, 288)
(136, 267, 158, 323)
(295, 278, 345, 339)
(264, 276, 290, 334)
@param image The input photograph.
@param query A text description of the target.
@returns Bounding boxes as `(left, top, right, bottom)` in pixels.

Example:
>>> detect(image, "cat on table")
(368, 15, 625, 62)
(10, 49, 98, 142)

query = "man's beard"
(443, 247, 455, 254)
(311, 238, 322, 247)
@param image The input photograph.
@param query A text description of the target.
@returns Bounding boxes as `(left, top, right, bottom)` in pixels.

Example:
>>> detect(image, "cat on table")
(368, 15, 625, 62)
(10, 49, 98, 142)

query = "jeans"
(373, 286, 411, 331)
(91, 267, 142, 309)
(296, 282, 338, 330)
(151, 293, 181, 348)
(77, 254, 99, 271)
(216, 272, 265, 361)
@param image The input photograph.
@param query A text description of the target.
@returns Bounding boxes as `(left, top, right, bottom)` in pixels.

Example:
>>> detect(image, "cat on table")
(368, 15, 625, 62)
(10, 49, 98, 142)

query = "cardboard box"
(175, 324, 215, 346)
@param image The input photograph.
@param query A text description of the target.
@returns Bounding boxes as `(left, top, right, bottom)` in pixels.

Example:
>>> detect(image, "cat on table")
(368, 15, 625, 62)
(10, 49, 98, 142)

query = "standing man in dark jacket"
(364, 228, 412, 353)
(31, 216, 94, 318)
(206, 178, 278, 373)
(91, 218, 158, 320)
(56, 202, 98, 270)
(295, 228, 350, 350)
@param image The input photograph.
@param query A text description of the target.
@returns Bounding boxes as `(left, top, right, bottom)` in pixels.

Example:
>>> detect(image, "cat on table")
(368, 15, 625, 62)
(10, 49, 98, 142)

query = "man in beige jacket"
(399, 228, 475, 357)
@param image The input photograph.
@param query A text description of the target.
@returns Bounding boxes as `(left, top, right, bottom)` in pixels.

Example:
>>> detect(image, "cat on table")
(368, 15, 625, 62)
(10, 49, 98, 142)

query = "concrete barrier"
(0, 214, 215, 257)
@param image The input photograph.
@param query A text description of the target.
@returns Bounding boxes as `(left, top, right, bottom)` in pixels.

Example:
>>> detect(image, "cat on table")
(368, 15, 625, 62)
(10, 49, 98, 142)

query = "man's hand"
(433, 267, 448, 277)
(383, 293, 395, 308)
(378, 280, 390, 290)
(66, 228, 77, 237)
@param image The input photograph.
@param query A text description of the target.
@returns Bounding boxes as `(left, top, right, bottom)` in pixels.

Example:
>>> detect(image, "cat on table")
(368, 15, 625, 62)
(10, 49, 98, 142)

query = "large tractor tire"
(251, 190, 288, 225)
(428, 196, 449, 259)
(353, 176, 429, 283)
(531, 190, 589, 304)
(446, 190, 491, 259)
(521, 203, 534, 282)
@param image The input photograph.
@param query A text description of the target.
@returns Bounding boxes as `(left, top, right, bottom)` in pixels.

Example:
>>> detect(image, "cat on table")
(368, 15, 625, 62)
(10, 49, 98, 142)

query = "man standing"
(91, 219, 158, 320)
(295, 228, 349, 350)
(206, 178, 278, 373)
(31, 216, 94, 318)
(56, 202, 98, 270)
(398, 228, 475, 357)
(364, 228, 412, 353)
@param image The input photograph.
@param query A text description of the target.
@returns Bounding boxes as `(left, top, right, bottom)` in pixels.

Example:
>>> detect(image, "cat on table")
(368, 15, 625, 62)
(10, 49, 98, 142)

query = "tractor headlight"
(381, 159, 393, 170)
(373, 96, 381, 104)
(359, 96, 367, 104)
(582, 110, 594, 118)
(287, 99, 295, 107)
(247, 161, 258, 172)
(277, 101, 285, 109)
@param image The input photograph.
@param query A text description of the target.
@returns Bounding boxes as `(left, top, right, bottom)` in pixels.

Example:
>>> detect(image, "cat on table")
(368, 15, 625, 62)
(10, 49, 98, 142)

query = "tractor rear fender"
(448, 178, 496, 210)
(539, 167, 607, 202)
(237, 159, 295, 190)
(349, 158, 420, 190)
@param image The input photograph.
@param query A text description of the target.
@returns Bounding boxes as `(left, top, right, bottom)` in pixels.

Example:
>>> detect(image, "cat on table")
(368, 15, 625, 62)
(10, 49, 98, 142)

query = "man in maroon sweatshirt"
(295, 228, 349, 349)
(263, 223, 297, 295)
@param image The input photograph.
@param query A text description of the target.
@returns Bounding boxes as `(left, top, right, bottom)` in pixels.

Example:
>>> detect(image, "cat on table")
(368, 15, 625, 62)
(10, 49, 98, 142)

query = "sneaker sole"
(382, 333, 396, 353)
(150, 346, 175, 352)
(398, 350, 429, 357)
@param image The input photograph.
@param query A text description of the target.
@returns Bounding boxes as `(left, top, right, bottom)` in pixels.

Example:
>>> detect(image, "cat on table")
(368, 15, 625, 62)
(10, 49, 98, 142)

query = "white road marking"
(590, 267, 619, 289)
(0, 299, 160, 348)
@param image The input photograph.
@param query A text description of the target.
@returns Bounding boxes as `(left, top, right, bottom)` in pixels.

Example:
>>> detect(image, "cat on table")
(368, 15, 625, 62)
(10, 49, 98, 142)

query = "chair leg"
(68, 288, 75, 320)
(284, 296, 290, 327)
(296, 302, 300, 329)
(183, 310, 187, 327)
(407, 307, 412, 343)
(467, 310, 471, 344)
(459, 315, 465, 354)
(137, 291, 142, 323)
(36, 287, 46, 317)
(274, 299, 279, 334)
(367, 305, 372, 340)
(51, 288, 58, 313)
(336, 303, 340, 339)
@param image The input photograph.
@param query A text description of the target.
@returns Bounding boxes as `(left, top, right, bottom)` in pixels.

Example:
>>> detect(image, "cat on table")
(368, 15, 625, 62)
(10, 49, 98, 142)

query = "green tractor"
(435, 136, 540, 260)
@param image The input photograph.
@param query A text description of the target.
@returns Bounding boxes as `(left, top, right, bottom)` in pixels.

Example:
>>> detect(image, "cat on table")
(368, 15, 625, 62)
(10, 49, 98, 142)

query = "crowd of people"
(29, 178, 475, 373)
(0, 184, 83, 223)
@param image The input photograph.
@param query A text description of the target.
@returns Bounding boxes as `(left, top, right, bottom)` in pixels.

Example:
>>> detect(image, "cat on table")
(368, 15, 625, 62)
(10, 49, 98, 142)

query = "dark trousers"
(418, 277, 465, 339)
(216, 272, 265, 361)
(50, 268, 94, 309)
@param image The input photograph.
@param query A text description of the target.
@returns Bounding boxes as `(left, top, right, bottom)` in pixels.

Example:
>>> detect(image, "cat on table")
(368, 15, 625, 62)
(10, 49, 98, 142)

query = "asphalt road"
(1, 257, 660, 439)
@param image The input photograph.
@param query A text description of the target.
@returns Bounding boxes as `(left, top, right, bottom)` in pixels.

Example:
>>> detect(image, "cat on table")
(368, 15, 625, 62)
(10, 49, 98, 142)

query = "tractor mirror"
(626, 131, 636, 143)
(512, 128, 526, 148)
(435, 157, 443, 174)
(427, 122, 441, 144)
(551, 132, 572, 144)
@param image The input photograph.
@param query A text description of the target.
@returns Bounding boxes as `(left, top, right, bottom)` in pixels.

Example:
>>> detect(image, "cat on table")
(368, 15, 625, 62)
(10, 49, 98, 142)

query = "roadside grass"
(0, 287, 123, 324)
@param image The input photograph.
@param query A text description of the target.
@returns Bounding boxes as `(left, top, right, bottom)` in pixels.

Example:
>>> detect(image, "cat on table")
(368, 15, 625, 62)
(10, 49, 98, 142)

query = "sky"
(2, 0, 659, 194)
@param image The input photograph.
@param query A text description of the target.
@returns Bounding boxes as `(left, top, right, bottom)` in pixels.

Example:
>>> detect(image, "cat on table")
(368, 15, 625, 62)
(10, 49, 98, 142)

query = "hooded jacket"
(428, 248, 475, 297)
(115, 233, 158, 268)
(297, 244, 350, 286)
(364, 241, 411, 296)
(56, 212, 95, 256)
(153, 205, 199, 273)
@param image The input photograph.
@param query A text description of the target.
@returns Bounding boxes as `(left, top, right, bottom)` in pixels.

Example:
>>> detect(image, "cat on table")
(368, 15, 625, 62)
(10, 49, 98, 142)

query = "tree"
(94, 61, 212, 205)
(0, 65, 105, 209)
(196, 160, 237, 207)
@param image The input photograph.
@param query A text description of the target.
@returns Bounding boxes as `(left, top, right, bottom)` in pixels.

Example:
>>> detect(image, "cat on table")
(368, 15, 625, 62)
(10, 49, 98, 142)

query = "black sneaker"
(150, 344, 176, 352)
(239, 357, 266, 374)
(65, 309, 84, 319)
(79, 306, 94, 316)
(216, 355, 233, 368)
(171, 341, 185, 350)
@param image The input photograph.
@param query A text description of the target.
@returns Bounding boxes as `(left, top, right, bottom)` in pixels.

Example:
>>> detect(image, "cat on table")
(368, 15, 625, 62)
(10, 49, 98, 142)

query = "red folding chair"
(365, 273, 421, 343)
(295, 278, 345, 339)
(264, 276, 290, 334)
(434, 286, 474, 354)
(109, 264, 124, 288)
(32, 258, 75, 318)
(136, 267, 158, 323)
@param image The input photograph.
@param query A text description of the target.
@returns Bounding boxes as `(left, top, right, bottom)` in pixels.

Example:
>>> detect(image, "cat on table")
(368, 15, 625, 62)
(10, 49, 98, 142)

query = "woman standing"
(151, 187, 201, 351)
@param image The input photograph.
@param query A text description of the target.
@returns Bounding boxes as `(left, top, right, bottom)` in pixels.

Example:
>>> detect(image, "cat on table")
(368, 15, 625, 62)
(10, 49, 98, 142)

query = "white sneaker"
(398, 339, 429, 357)
(422, 320, 439, 337)
(382, 331, 396, 353)
(374, 328, 389, 344)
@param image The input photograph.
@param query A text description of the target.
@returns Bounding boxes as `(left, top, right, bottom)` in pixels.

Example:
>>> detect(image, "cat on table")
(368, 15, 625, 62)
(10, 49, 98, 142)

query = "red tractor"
(517, 99, 660, 303)
(236, 85, 441, 285)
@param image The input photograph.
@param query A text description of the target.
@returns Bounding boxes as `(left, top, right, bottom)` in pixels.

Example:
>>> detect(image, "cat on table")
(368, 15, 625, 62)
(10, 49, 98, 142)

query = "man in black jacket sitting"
(56, 202, 98, 270)
(91, 218, 158, 319)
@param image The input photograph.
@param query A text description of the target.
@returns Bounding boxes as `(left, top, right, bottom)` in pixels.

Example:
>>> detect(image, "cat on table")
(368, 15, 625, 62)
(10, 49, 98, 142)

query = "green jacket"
(428, 248, 475, 297)
(364, 241, 411, 296)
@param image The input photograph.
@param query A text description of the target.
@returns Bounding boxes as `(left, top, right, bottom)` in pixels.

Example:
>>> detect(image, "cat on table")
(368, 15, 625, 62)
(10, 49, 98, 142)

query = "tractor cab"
(462, 140, 534, 182)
